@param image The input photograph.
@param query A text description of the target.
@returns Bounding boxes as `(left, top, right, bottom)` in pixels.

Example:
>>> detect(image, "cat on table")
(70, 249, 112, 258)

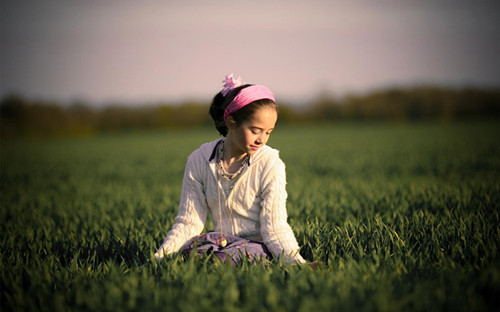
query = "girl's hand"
(154, 249, 165, 262)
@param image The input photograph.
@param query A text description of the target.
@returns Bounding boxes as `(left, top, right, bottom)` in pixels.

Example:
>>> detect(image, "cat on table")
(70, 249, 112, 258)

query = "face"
(226, 106, 278, 156)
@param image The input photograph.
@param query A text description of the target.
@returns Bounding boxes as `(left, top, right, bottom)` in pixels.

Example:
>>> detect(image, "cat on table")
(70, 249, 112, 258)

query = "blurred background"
(1, 0, 500, 137)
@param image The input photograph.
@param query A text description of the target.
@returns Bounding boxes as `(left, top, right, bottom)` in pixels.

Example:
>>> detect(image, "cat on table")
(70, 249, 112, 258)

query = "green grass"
(1, 121, 499, 311)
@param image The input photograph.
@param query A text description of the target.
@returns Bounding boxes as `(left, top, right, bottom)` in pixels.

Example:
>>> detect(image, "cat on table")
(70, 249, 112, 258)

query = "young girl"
(155, 74, 306, 265)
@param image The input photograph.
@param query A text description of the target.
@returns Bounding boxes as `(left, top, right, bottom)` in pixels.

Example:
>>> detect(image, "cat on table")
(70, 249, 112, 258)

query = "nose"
(255, 133, 266, 145)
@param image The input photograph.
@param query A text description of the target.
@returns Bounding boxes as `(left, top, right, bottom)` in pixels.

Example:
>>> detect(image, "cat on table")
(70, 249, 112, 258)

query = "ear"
(225, 116, 237, 129)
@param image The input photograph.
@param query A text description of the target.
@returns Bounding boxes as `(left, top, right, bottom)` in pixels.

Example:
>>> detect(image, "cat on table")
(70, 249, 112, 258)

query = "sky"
(1, 0, 500, 106)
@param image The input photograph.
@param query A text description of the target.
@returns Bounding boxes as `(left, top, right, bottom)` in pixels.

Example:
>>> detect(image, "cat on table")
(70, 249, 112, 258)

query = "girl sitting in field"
(155, 74, 307, 265)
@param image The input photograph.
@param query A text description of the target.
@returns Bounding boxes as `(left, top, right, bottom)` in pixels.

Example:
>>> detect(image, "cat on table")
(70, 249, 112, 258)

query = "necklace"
(217, 140, 249, 180)
(216, 140, 249, 247)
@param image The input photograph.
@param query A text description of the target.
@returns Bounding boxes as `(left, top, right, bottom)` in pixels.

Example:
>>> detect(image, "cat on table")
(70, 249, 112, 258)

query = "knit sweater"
(155, 138, 306, 264)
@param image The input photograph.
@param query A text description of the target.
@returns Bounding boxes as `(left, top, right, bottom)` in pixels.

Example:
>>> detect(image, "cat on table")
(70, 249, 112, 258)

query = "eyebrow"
(251, 126, 274, 131)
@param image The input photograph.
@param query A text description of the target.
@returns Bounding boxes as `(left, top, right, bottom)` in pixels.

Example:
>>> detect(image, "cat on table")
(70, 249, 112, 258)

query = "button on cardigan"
(155, 138, 306, 264)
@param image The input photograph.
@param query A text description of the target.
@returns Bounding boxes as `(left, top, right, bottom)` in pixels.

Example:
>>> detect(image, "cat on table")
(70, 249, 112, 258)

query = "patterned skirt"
(181, 232, 273, 266)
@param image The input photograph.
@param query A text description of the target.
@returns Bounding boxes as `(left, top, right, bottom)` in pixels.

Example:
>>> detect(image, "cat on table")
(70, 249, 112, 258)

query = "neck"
(223, 137, 247, 172)
(223, 138, 246, 163)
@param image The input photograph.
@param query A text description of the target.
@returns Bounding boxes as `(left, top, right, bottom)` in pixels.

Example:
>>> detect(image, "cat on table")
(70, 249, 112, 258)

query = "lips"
(250, 145, 259, 151)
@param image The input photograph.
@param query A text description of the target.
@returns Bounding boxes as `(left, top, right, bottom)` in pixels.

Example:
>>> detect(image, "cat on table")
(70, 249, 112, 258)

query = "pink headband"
(223, 85, 275, 120)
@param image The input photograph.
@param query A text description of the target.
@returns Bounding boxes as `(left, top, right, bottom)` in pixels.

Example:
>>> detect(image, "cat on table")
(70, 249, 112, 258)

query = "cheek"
(242, 130, 257, 144)
(243, 132, 255, 143)
(235, 129, 249, 143)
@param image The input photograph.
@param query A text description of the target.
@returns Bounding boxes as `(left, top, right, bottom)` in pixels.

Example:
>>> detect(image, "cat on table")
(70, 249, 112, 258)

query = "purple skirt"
(181, 232, 273, 266)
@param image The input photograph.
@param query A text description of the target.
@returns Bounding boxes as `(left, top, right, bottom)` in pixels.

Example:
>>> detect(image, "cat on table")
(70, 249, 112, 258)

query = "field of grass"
(1, 121, 499, 311)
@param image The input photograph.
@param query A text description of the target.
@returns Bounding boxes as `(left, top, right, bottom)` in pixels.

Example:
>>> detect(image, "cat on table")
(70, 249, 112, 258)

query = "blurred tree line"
(1, 86, 499, 137)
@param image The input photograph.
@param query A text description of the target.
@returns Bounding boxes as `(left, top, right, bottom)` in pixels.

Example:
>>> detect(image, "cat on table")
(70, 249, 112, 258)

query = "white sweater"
(155, 138, 306, 264)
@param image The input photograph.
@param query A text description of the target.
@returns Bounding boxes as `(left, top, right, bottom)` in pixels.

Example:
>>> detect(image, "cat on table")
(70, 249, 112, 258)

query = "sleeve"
(155, 153, 208, 260)
(259, 156, 306, 264)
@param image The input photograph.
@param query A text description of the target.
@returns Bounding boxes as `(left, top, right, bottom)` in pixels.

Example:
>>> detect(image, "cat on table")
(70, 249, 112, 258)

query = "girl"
(155, 74, 306, 265)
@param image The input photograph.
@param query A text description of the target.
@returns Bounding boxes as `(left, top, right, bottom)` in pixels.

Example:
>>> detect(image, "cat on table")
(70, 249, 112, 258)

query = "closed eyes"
(250, 127, 273, 135)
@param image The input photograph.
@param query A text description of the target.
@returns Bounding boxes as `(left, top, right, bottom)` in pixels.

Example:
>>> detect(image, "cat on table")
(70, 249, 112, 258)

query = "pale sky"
(1, 0, 500, 105)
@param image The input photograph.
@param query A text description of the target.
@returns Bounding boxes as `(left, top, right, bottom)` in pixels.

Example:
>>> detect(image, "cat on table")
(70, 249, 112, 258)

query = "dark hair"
(209, 84, 277, 136)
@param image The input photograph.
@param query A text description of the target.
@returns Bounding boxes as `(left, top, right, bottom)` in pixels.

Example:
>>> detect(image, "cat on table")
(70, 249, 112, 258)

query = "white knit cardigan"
(155, 138, 306, 264)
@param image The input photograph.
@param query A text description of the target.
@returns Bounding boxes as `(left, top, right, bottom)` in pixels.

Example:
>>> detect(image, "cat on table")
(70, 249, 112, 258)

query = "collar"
(201, 137, 275, 166)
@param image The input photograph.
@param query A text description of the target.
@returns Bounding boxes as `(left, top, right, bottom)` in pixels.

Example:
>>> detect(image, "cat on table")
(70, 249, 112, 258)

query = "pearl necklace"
(217, 140, 249, 181)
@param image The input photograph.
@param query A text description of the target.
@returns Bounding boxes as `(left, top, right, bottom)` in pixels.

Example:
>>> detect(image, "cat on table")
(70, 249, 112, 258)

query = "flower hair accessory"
(221, 73, 244, 97)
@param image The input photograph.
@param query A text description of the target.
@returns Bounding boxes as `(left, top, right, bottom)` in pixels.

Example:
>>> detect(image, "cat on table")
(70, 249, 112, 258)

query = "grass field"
(1, 121, 499, 311)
